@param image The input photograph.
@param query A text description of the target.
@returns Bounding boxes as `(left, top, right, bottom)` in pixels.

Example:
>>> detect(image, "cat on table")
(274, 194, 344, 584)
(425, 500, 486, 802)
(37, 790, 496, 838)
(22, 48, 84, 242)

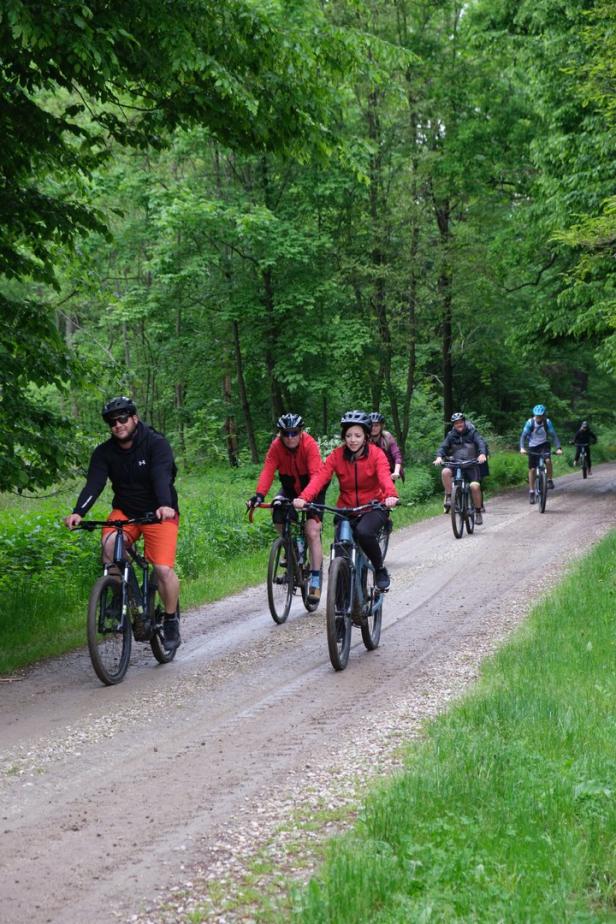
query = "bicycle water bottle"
(296, 537, 305, 565)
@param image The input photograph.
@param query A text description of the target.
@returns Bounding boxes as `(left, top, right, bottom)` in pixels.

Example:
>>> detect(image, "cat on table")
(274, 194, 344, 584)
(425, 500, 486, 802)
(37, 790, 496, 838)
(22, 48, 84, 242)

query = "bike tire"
(360, 567, 383, 651)
(377, 521, 390, 560)
(150, 601, 180, 664)
(87, 575, 131, 686)
(451, 485, 464, 539)
(326, 556, 352, 671)
(465, 499, 475, 534)
(267, 537, 293, 624)
(582, 454, 588, 479)
(300, 564, 321, 613)
(538, 470, 547, 513)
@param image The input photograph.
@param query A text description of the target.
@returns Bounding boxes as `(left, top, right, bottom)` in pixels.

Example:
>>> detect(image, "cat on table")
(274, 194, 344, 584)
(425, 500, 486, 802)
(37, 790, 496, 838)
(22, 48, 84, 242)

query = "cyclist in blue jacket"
(519, 404, 562, 504)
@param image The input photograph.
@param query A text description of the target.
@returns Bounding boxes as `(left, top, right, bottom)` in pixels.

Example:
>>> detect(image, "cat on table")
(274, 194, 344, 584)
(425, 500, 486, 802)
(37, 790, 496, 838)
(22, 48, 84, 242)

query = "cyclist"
(572, 420, 597, 473)
(64, 396, 181, 651)
(369, 412, 404, 481)
(434, 412, 488, 524)
(247, 413, 325, 603)
(293, 410, 398, 590)
(519, 404, 562, 504)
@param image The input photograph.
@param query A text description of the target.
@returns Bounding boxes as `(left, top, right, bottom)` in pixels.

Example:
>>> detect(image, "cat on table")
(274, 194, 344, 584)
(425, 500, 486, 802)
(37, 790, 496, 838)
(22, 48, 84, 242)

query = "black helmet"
(340, 410, 371, 434)
(102, 396, 137, 421)
(369, 412, 385, 424)
(450, 412, 465, 423)
(277, 412, 303, 431)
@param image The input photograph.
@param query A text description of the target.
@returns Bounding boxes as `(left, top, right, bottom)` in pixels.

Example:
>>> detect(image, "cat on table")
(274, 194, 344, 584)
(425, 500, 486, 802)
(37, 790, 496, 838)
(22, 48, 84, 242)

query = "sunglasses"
(108, 414, 131, 427)
(281, 430, 300, 438)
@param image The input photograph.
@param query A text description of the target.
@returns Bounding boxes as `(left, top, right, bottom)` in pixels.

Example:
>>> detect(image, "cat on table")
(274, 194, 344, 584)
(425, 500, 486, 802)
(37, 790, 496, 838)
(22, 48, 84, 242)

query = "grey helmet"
(276, 412, 304, 431)
(450, 412, 465, 423)
(340, 410, 371, 435)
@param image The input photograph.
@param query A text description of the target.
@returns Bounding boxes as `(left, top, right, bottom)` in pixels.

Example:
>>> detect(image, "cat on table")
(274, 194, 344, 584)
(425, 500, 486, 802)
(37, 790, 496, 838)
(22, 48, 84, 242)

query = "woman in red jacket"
(294, 410, 398, 590)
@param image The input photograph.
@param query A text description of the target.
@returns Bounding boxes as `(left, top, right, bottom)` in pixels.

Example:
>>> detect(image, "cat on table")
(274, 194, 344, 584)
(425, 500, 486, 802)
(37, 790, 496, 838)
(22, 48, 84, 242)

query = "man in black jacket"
(572, 421, 597, 473)
(434, 412, 488, 524)
(65, 396, 181, 650)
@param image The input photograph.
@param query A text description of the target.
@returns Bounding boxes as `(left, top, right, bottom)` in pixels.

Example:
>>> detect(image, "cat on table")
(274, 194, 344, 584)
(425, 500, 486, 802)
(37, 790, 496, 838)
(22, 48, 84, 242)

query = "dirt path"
(1, 465, 615, 924)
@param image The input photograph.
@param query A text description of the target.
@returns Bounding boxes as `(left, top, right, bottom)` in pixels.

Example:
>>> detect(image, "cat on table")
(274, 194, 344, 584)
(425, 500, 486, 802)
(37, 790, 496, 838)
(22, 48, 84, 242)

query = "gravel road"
(1, 465, 615, 924)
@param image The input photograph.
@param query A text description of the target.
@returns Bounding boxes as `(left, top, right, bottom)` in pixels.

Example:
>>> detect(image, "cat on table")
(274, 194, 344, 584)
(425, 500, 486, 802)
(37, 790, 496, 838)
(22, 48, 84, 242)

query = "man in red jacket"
(247, 413, 325, 602)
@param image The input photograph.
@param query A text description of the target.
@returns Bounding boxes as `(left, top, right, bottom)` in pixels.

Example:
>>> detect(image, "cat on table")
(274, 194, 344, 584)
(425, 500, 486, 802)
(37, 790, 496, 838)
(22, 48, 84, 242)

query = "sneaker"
(307, 581, 321, 604)
(474, 509, 483, 525)
(443, 494, 451, 513)
(529, 491, 535, 505)
(375, 567, 390, 590)
(163, 615, 181, 651)
(547, 479, 555, 490)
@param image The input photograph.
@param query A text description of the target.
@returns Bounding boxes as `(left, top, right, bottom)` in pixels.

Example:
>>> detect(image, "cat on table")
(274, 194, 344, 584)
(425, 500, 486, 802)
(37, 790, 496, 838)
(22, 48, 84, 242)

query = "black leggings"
(336, 508, 389, 571)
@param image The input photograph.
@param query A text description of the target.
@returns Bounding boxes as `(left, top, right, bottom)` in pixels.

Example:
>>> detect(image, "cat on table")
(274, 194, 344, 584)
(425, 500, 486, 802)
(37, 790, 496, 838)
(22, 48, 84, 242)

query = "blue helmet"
(532, 404, 546, 416)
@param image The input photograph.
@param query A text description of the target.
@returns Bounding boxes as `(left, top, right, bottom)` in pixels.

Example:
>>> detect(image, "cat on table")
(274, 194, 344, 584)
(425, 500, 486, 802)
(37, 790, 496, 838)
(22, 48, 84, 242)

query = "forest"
(2, 0, 616, 492)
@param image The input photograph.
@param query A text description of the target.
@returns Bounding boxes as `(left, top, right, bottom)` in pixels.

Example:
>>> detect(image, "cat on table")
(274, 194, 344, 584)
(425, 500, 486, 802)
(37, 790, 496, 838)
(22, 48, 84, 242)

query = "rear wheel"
(465, 488, 475, 534)
(301, 564, 321, 613)
(326, 557, 352, 671)
(267, 537, 293, 624)
(361, 565, 383, 651)
(150, 600, 180, 664)
(87, 575, 130, 686)
(451, 485, 465, 539)
(377, 519, 391, 560)
(538, 468, 548, 513)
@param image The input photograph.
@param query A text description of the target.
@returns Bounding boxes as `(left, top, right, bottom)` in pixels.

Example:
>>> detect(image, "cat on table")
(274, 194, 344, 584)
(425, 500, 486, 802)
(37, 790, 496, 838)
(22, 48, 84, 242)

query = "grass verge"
(287, 528, 616, 923)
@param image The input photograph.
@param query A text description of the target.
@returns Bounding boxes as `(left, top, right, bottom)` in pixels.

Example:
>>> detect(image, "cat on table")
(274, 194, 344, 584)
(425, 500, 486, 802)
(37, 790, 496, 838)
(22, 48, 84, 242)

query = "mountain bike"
(574, 443, 589, 479)
(77, 516, 179, 685)
(444, 458, 479, 539)
(249, 500, 321, 624)
(306, 501, 392, 671)
(533, 451, 549, 513)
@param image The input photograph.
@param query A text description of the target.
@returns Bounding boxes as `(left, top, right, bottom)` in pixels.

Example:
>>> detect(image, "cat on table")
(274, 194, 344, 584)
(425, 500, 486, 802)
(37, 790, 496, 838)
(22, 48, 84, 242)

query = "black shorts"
(528, 442, 551, 470)
(446, 462, 480, 484)
(271, 489, 326, 524)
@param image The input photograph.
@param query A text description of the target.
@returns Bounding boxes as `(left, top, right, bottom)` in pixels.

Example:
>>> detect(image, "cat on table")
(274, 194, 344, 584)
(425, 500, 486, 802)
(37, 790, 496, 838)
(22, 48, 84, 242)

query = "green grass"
(287, 529, 616, 923)
(0, 449, 611, 676)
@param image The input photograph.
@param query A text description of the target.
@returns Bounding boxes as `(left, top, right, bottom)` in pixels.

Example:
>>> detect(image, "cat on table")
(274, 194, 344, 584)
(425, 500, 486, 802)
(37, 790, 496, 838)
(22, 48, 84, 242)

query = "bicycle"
(532, 450, 549, 513)
(77, 516, 179, 685)
(306, 501, 392, 671)
(443, 458, 479, 539)
(574, 443, 589, 479)
(249, 500, 321, 624)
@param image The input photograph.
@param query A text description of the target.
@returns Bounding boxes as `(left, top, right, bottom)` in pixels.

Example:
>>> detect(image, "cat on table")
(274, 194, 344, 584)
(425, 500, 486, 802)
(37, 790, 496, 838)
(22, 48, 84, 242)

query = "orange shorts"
(102, 509, 179, 568)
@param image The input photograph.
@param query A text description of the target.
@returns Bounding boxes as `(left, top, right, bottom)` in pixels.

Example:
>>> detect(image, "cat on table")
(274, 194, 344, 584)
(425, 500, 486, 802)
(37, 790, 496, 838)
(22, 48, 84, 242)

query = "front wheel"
(267, 537, 293, 624)
(326, 557, 352, 671)
(582, 454, 588, 479)
(451, 485, 465, 539)
(361, 566, 383, 651)
(538, 469, 548, 513)
(87, 575, 131, 686)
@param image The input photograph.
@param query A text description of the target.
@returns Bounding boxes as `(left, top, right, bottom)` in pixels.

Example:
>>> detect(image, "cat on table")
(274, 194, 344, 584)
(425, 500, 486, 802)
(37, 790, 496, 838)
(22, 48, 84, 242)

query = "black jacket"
(437, 424, 487, 462)
(73, 422, 178, 518)
(573, 427, 597, 446)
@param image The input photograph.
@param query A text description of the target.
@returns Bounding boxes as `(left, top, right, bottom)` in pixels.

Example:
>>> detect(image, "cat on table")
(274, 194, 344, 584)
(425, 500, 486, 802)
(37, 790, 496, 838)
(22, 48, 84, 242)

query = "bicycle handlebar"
(442, 458, 479, 466)
(303, 500, 396, 516)
(76, 514, 160, 531)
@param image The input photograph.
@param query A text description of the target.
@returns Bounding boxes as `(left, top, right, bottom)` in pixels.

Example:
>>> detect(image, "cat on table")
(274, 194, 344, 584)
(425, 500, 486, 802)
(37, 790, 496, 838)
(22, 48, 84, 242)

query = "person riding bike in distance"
(519, 404, 562, 504)
(293, 410, 398, 590)
(247, 413, 325, 603)
(64, 396, 181, 650)
(572, 420, 597, 473)
(434, 412, 488, 525)
(369, 412, 404, 482)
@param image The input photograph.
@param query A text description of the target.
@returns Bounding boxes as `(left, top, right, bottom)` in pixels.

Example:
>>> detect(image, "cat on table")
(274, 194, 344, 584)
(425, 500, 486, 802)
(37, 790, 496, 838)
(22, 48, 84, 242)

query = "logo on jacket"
(138, 459, 147, 466)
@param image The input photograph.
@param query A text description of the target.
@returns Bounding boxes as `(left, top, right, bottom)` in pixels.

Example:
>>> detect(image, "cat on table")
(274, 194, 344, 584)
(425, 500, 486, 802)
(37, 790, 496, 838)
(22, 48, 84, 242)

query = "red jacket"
(299, 442, 398, 509)
(256, 432, 322, 497)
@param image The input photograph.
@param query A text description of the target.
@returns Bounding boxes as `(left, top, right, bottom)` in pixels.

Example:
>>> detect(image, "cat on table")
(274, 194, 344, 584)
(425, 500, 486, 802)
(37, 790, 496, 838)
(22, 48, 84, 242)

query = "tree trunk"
(232, 320, 259, 462)
(222, 373, 239, 467)
(435, 200, 453, 429)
